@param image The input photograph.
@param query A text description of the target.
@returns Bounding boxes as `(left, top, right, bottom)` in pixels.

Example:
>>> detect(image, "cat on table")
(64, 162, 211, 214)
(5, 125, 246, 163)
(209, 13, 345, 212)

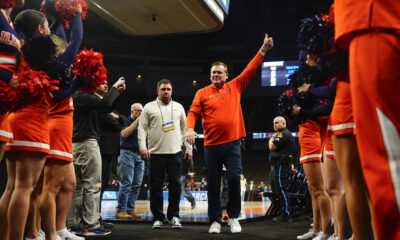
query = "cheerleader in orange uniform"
(0, 9, 52, 240)
(328, 78, 373, 240)
(39, 4, 85, 239)
(335, 1, 400, 239)
(0, 0, 22, 161)
(0, 1, 25, 240)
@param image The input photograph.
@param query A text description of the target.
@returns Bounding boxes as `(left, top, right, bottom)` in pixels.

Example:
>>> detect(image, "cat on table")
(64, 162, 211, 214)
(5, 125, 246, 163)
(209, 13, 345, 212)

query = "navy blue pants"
(149, 152, 182, 221)
(204, 140, 242, 223)
(272, 163, 291, 217)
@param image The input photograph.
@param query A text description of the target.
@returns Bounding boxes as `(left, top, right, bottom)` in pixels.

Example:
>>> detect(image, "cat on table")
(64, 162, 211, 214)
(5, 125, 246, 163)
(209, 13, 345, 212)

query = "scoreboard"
(261, 60, 299, 86)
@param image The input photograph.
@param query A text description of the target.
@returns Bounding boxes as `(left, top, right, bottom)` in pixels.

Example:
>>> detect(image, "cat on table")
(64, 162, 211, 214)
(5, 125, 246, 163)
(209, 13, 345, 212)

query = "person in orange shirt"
(186, 33, 273, 234)
(335, 1, 400, 239)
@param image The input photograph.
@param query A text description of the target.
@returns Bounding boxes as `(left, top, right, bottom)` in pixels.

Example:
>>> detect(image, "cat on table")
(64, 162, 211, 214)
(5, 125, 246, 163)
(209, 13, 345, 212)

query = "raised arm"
(259, 33, 274, 56)
(51, 19, 67, 41)
(73, 77, 125, 110)
(59, 10, 83, 66)
(121, 117, 140, 139)
(233, 34, 274, 91)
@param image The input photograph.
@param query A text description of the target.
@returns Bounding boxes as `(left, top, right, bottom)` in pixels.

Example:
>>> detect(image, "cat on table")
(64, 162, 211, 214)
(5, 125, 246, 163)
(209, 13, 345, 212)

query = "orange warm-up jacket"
(335, 0, 400, 49)
(186, 52, 264, 146)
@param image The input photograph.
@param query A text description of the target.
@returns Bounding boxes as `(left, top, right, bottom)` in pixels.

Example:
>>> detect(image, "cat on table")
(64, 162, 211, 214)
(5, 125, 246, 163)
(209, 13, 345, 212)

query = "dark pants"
(204, 140, 242, 223)
(247, 190, 255, 201)
(221, 170, 228, 210)
(272, 163, 291, 217)
(149, 152, 182, 222)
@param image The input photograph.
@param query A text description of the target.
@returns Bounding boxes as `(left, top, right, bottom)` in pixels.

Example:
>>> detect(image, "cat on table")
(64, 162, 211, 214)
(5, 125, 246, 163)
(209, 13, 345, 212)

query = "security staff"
(268, 116, 294, 222)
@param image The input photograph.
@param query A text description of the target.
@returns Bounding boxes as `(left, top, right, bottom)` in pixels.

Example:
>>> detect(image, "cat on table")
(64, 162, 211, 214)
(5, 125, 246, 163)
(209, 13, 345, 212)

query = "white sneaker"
(57, 228, 85, 240)
(170, 216, 183, 229)
(228, 218, 242, 234)
(39, 230, 45, 240)
(313, 232, 330, 240)
(327, 235, 340, 240)
(297, 229, 319, 239)
(152, 220, 163, 229)
(208, 221, 221, 234)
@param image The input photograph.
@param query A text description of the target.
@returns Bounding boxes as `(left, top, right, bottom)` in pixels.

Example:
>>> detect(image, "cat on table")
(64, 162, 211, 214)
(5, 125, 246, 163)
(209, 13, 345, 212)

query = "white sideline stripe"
(49, 150, 73, 158)
(0, 130, 13, 139)
(377, 108, 400, 214)
(300, 154, 322, 161)
(327, 123, 355, 131)
(7, 140, 49, 149)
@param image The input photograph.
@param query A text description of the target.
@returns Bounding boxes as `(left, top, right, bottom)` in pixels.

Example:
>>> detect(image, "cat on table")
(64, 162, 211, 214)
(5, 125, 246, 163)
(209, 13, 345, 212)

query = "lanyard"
(156, 100, 173, 123)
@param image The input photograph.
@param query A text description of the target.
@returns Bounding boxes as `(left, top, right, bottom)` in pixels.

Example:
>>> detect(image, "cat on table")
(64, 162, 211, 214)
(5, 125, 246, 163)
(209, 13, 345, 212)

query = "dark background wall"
(14, 0, 333, 131)
(0, 0, 334, 191)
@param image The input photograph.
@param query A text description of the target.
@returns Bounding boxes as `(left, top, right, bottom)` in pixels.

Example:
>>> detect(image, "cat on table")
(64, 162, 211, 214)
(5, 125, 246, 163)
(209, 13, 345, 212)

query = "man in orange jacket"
(335, 1, 400, 239)
(186, 33, 273, 234)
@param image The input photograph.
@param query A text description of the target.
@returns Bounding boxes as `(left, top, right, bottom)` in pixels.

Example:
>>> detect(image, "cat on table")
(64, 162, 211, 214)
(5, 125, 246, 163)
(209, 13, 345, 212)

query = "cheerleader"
(37, 3, 85, 239)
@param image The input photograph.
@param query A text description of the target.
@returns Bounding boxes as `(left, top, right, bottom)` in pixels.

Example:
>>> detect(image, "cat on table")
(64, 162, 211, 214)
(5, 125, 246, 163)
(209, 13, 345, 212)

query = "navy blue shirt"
(120, 117, 139, 151)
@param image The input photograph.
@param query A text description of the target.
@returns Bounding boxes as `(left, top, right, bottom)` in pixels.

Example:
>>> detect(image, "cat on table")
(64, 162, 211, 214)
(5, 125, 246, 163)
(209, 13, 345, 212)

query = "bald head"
(273, 116, 286, 131)
(130, 103, 143, 119)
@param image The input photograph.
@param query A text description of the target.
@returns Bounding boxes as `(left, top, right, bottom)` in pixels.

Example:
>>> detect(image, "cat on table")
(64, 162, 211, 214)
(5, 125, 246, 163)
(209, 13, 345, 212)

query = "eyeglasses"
(132, 110, 142, 112)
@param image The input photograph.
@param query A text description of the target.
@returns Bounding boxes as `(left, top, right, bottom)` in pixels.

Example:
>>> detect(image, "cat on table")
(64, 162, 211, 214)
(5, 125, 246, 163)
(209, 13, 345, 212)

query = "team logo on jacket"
(0, 31, 20, 50)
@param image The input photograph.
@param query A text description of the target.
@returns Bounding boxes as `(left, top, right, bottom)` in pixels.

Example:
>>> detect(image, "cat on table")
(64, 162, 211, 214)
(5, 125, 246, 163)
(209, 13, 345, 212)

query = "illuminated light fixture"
(136, 74, 142, 81)
(203, 0, 224, 22)
(270, 68, 277, 86)
(263, 61, 284, 67)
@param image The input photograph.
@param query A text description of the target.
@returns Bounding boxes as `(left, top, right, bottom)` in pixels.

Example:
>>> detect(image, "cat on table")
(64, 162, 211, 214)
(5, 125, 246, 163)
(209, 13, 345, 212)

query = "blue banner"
(163, 191, 208, 201)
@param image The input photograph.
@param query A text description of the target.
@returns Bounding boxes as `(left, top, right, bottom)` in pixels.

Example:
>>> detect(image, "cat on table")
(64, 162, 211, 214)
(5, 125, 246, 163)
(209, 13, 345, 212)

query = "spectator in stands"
(138, 79, 192, 229)
(186, 34, 274, 234)
(269, 116, 295, 222)
(247, 180, 256, 201)
(258, 182, 265, 200)
(115, 103, 145, 220)
(240, 174, 247, 202)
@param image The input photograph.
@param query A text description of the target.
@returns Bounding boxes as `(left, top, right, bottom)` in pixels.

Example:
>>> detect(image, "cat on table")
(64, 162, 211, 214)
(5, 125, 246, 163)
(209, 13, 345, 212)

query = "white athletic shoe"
(297, 229, 319, 239)
(228, 218, 242, 234)
(38, 230, 45, 240)
(327, 234, 340, 240)
(152, 220, 163, 229)
(312, 232, 330, 240)
(57, 228, 85, 240)
(208, 221, 221, 234)
(170, 216, 183, 229)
